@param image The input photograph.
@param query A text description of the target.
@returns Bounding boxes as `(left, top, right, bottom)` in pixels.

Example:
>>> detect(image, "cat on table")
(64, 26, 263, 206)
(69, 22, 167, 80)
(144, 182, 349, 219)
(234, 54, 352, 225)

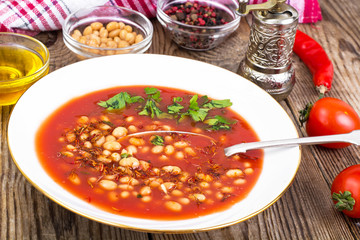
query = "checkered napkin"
(0, 0, 322, 35)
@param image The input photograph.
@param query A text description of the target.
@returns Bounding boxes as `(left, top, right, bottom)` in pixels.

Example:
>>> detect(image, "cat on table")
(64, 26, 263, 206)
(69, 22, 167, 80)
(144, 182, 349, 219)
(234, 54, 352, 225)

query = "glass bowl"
(0, 32, 50, 106)
(157, 0, 241, 51)
(63, 6, 153, 60)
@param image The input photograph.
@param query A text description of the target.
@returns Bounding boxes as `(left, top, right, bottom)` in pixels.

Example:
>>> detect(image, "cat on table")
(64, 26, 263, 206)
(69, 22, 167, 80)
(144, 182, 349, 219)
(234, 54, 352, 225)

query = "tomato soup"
(36, 86, 263, 220)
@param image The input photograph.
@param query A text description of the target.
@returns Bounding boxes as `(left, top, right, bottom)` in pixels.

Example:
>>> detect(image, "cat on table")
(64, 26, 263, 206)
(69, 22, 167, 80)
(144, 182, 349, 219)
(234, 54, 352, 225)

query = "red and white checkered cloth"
(0, 0, 322, 35)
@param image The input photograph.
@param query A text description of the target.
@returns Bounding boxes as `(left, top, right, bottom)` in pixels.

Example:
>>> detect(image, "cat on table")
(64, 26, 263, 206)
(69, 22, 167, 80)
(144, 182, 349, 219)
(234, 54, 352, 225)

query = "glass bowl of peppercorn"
(157, 0, 240, 51)
(63, 5, 153, 60)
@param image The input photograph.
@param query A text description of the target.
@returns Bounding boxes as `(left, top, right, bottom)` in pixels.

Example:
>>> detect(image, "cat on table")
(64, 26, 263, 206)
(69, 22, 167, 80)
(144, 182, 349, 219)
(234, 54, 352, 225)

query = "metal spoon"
(224, 130, 360, 156)
(125, 130, 360, 157)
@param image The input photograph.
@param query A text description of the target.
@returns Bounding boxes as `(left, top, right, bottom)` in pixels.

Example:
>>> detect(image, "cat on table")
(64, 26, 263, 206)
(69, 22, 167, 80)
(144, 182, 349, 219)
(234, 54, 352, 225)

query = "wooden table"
(1, 1, 360, 239)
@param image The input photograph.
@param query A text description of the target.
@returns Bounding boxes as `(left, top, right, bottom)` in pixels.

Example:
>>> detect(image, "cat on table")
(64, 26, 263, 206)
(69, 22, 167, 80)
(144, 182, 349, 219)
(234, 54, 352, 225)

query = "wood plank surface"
(1, 0, 360, 239)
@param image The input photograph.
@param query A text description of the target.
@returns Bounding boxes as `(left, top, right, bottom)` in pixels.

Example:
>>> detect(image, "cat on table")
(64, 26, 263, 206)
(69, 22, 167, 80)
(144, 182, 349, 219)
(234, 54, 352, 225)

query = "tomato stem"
(299, 102, 313, 127)
(332, 191, 355, 211)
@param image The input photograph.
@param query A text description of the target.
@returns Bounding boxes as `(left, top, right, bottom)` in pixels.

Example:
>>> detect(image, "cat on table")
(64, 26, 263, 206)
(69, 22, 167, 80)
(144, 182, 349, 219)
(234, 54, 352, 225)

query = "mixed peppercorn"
(162, 1, 234, 50)
(164, 2, 228, 26)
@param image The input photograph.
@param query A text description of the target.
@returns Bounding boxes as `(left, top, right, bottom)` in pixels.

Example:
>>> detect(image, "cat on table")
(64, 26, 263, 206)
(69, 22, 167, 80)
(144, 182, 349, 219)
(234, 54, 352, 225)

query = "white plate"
(7, 54, 300, 233)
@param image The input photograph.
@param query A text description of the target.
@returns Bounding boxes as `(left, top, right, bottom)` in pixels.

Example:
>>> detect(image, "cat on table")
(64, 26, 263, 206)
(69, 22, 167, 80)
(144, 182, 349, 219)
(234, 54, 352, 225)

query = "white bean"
(99, 180, 117, 190)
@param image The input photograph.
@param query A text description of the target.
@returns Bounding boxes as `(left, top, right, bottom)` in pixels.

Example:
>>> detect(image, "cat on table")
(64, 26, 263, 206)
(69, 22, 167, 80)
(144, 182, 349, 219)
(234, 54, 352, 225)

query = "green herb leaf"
(168, 97, 184, 114)
(120, 153, 132, 158)
(188, 108, 209, 122)
(189, 95, 200, 110)
(97, 92, 143, 110)
(204, 115, 236, 130)
(202, 99, 232, 109)
(144, 87, 161, 102)
(151, 135, 164, 146)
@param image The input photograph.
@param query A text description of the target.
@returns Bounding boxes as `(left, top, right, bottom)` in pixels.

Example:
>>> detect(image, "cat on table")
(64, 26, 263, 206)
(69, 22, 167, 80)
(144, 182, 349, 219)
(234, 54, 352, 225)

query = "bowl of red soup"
(7, 54, 300, 232)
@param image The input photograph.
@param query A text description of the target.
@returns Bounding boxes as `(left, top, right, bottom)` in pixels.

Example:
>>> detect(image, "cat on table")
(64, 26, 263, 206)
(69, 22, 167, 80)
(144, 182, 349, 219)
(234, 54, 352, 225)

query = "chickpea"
(162, 166, 182, 175)
(175, 151, 184, 159)
(200, 182, 210, 188)
(184, 147, 196, 156)
(102, 150, 111, 156)
(90, 22, 103, 30)
(159, 155, 168, 161)
(111, 152, 121, 162)
(109, 29, 121, 38)
(83, 26, 93, 35)
(103, 141, 121, 151)
(94, 135, 105, 147)
(77, 115, 89, 124)
(135, 34, 144, 44)
(119, 157, 140, 168)
(244, 168, 254, 175)
(244, 162, 251, 168)
(178, 197, 190, 205)
(126, 116, 134, 122)
(118, 184, 134, 191)
(129, 137, 145, 146)
(68, 172, 81, 185)
(106, 21, 119, 32)
(191, 193, 206, 202)
(124, 25, 133, 32)
(80, 133, 89, 141)
(99, 180, 117, 191)
(140, 186, 152, 196)
(105, 135, 116, 142)
(165, 201, 182, 212)
(121, 191, 130, 198)
(119, 29, 128, 40)
(174, 141, 188, 148)
(128, 125, 138, 133)
(99, 28, 108, 38)
(171, 189, 183, 197)
(126, 145, 137, 154)
(226, 169, 244, 178)
(66, 132, 76, 142)
(151, 145, 164, 154)
(66, 144, 76, 151)
(164, 135, 173, 143)
(125, 32, 135, 44)
(83, 141, 92, 149)
(97, 155, 112, 164)
(221, 186, 233, 193)
(234, 178, 246, 185)
(140, 160, 150, 171)
(73, 29, 82, 37)
(61, 151, 74, 157)
(164, 145, 175, 155)
(99, 123, 111, 130)
(112, 126, 128, 138)
(141, 196, 152, 203)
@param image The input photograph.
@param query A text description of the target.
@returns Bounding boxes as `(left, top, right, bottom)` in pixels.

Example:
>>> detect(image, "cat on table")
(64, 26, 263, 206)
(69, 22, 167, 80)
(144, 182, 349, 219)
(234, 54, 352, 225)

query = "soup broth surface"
(36, 86, 263, 220)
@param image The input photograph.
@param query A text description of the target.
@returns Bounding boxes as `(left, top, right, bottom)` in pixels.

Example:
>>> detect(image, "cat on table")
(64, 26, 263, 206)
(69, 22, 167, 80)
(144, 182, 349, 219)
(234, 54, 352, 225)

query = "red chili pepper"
(293, 30, 334, 97)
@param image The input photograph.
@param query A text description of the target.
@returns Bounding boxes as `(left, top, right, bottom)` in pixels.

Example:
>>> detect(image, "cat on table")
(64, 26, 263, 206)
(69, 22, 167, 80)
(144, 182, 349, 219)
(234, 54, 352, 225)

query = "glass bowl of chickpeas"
(63, 5, 153, 59)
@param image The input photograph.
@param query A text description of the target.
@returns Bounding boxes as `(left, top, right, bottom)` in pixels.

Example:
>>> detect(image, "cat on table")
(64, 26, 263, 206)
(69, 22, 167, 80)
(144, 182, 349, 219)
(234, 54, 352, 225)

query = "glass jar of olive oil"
(0, 33, 49, 106)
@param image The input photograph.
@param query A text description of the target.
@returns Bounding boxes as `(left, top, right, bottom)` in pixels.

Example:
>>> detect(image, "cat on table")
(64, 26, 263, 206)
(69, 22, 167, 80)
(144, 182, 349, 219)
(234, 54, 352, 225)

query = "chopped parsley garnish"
(168, 97, 184, 114)
(120, 153, 132, 158)
(97, 88, 234, 131)
(150, 135, 164, 146)
(97, 92, 143, 110)
(138, 87, 172, 119)
(204, 115, 237, 130)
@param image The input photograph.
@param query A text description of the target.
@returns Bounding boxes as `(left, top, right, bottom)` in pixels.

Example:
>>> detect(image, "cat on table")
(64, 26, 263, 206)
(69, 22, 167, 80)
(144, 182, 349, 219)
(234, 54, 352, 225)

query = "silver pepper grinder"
(237, 0, 299, 101)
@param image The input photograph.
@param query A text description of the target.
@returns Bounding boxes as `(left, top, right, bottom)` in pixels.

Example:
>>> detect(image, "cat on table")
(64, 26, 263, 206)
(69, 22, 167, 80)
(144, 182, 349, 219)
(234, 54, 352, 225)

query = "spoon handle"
(224, 130, 360, 156)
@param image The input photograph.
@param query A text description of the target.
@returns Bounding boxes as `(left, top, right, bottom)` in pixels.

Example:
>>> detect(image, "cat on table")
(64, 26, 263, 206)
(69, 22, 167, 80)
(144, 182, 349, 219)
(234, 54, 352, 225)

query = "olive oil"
(0, 45, 48, 105)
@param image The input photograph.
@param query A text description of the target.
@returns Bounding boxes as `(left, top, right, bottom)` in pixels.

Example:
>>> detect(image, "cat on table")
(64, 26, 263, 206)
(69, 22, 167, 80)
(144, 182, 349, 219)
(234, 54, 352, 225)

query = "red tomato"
(306, 97, 360, 148)
(331, 165, 360, 218)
